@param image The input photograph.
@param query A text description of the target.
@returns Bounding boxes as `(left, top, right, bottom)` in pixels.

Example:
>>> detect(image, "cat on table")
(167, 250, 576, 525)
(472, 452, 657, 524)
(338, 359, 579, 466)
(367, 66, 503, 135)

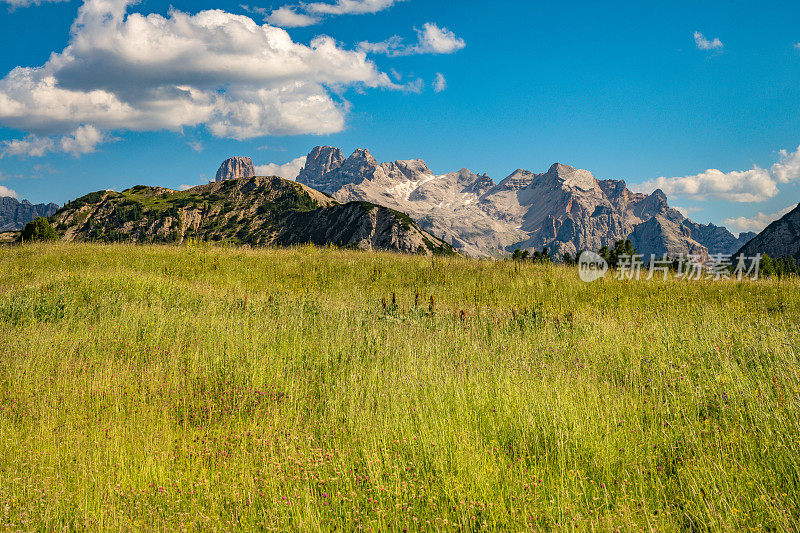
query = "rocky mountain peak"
(0, 196, 60, 232)
(305, 146, 345, 173)
(649, 189, 668, 203)
(496, 169, 536, 191)
(392, 159, 432, 179)
(548, 163, 575, 174)
(346, 148, 378, 166)
(293, 144, 751, 259)
(544, 163, 597, 191)
(339, 149, 380, 177)
(637, 189, 669, 217)
(737, 203, 800, 261)
(296, 146, 345, 191)
(215, 157, 255, 182)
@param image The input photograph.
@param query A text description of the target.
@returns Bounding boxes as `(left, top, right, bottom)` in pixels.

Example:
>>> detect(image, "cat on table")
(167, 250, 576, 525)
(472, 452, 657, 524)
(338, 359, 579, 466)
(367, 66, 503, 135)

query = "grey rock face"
(296, 145, 749, 259)
(215, 157, 256, 182)
(0, 196, 59, 231)
(682, 221, 756, 256)
(736, 204, 800, 261)
(629, 215, 707, 260)
(296, 146, 345, 191)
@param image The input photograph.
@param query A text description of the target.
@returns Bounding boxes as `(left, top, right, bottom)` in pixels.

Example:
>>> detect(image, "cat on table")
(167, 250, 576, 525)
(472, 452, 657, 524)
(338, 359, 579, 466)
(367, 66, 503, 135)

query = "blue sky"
(0, 0, 799, 234)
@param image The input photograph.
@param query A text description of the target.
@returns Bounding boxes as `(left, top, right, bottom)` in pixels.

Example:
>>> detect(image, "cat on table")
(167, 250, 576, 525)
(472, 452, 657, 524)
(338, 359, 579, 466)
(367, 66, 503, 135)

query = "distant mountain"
(736, 203, 800, 261)
(295, 146, 748, 258)
(215, 157, 255, 182)
(681, 221, 756, 256)
(0, 196, 59, 231)
(52, 176, 454, 256)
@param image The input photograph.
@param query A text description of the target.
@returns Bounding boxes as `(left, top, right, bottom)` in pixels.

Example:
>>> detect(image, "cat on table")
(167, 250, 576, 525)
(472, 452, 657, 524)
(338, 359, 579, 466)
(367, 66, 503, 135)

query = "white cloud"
(634, 146, 800, 203)
(254, 156, 307, 180)
(724, 205, 797, 234)
(266, 6, 320, 27)
(2, 0, 67, 8)
(694, 31, 723, 51)
(263, 0, 401, 27)
(635, 167, 777, 203)
(673, 205, 702, 217)
(0, 0, 400, 156)
(359, 23, 466, 57)
(433, 72, 447, 93)
(1, 125, 108, 158)
(0, 185, 20, 199)
(305, 0, 403, 15)
(400, 77, 424, 94)
(415, 23, 466, 54)
(187, 140, 204, 153)
(770, 147, 800, 184)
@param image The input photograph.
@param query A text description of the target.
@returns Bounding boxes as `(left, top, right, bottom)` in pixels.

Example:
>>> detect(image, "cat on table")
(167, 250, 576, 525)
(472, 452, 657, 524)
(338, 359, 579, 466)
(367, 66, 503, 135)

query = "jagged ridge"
(52, 176, 455, 256)
(736, 203, 800, 261)
(296, 146, 754, 258)
(0, 196, 59, 232)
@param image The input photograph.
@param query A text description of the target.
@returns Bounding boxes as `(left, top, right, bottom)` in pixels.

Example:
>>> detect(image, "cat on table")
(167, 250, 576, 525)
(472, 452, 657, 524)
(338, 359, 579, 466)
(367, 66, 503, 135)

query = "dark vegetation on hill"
(50, 176, 455, 256)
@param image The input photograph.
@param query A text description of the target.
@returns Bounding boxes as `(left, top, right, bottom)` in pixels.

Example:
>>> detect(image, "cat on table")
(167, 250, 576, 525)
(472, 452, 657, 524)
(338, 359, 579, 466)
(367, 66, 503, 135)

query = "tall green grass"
(1, 242, 798, 531)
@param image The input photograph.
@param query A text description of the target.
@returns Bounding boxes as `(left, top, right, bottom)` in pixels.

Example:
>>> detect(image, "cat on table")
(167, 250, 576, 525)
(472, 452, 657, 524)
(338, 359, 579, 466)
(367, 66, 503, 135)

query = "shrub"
(20, 217, 58, 242)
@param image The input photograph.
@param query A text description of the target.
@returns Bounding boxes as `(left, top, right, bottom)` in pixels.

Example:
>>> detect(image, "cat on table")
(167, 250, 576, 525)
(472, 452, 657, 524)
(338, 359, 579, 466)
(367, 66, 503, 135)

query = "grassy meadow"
(1, 242, 799, 531)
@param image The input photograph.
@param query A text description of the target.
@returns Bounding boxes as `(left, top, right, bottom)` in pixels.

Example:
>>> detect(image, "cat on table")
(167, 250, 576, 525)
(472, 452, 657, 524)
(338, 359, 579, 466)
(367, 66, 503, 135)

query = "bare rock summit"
(215, 157, 256, 182)
(296, 145, 753, 259)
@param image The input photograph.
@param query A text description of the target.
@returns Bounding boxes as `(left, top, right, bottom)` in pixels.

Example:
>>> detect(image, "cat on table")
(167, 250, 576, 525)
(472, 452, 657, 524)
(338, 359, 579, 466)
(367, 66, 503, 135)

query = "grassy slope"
(1, 243, 799, 531)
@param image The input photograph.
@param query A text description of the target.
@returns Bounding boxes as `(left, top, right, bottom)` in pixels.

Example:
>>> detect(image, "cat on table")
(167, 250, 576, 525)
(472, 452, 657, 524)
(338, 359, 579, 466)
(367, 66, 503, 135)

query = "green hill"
(52, 176, 454, 255)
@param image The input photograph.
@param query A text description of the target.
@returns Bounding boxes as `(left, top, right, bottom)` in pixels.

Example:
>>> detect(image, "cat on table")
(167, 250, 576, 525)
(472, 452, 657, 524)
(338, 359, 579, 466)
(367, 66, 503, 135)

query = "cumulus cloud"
(1, 125, 108, 158)
(433, 73, 447, 93)
(265, 6, 320, 27)
(770, 147, 800, 184)
(263, 0, 402, 27)
(634, 146, 800, 203)
(694, 31, 723, 51)
(254, 156, 307, 180)
(2, 0, 67, 8)
(359, 23, 466, 56)
(0, 0, 403, 157)
(724, 205, 797, 234)
(305, 0, 403, 15)
(0, 185, 20, 199)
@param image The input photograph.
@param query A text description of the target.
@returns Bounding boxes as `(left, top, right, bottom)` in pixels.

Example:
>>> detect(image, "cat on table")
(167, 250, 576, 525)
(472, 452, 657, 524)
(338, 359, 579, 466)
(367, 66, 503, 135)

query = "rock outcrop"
(215, 157, 256, 182)
(296, 146, 747, 258)
(682, 221, 756, 256)
(736, 203, 800, 261)
(296, 146, 345, 190)
(629, 215, 707, 259)
(0, 196, 59, 231)
(52, 176, 454, 256)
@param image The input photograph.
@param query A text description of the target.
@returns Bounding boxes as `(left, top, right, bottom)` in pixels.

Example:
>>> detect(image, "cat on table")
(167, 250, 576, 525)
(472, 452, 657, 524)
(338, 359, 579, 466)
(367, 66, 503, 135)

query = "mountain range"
(51, 176, 454, 255)
(293, 146, 756, 259)
(0, 196, 59, 232)
(3, 149, 771, 261)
